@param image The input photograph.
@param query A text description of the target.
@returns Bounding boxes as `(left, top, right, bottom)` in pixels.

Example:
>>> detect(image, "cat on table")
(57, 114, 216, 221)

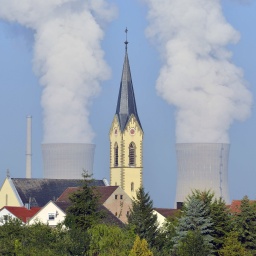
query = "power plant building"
(175, 143, 230, 205)
(42, 143, 95, 179)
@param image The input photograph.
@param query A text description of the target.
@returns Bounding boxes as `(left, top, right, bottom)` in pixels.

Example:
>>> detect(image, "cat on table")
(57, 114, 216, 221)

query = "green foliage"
(64, 172, 105, 230)
(88, 224, 135, 256)
(176, 230, 211, 256)
(218, 231, 251, 256)
(187, 190, 233, 254)
(210, 197, 232, 252)
(129, 235, 153, 256)
(0, 218, 24, 255)
(0, 220, 71, 255)
(127, 187, 159, 249)
(156, 212, 181, 256)
(173, 195, 214, 255)
(235, 196, 256, 253)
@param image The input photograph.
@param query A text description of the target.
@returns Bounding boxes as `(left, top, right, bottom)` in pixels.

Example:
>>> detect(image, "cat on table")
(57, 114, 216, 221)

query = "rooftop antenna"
(6, 169, 10, 178)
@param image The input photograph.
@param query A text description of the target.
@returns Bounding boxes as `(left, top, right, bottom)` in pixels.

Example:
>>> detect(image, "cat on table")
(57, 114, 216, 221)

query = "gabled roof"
(115, 46, 142, 132)
(154, 208, 179, 218)
(1, 206, 41, 223)
(57, 186, 119, 205)
(11, 178, 105, 207)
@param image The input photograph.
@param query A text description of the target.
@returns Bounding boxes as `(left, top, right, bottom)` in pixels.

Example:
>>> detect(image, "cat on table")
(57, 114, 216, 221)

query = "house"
(153, 208, 179, 228)
(0, 206, 40, 225)
(0, 176, 107, 208)
(28, 201, 67, 227)
(57, 185, 132, 223)
(28, 200, 124, 228)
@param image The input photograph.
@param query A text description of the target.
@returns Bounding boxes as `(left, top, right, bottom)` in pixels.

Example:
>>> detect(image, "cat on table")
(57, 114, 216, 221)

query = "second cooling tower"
(42, 143, 95, 179)
(175, 143, 230, 205)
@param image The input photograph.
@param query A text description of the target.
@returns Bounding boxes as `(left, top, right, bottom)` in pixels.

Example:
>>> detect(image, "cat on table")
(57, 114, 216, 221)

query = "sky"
(0, 0, 256, 207)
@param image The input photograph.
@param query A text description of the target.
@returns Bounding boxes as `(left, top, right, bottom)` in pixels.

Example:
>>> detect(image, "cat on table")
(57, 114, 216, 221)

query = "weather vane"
(125, 27, 128, 50)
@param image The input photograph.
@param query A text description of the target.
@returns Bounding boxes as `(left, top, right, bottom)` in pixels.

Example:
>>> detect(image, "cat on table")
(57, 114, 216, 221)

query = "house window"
(48, 213, 55, 221)
(129, 143, 136, 166)
(120, 195, 123, 200)
(114, 143, 118, 167)
(115, 195, 118, 200)
(3, 215, 8, 222)
(131, 182, 134, 192)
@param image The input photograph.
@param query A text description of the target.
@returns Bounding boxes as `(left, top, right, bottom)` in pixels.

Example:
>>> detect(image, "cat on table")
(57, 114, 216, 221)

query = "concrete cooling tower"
(42, 143, 95, 179)
(175, 143, 230, 206)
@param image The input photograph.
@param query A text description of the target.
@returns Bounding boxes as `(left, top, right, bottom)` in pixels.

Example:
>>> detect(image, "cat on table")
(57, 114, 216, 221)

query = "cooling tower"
(175, 143, 230, 206)
(42, 143, 95, 179)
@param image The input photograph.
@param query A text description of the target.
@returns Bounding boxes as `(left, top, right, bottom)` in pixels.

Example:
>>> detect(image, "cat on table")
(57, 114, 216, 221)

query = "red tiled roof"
(154, 208, 179, 218)
(228, 200, 256, 214)
(57, 186, 119, 204)
(2, 206, 41, 223)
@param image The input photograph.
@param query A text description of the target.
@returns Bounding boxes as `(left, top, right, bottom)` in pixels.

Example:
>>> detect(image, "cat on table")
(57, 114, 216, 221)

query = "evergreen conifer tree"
(64, 172, 105, 230)
(173, 196, 214, 255)
(218, 231, 251, 256)
(176, 230, 210, 256)
(236, 195, 256, 253)
(188, 190, 232, 253)
(127, 187, 159, 249)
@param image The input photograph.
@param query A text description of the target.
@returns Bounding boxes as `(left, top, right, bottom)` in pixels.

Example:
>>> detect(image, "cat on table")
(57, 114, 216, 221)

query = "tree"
(64, 172, 105, 230)
(129, 235, 153, 256)
(235, 196, 256, 253)
(127, 187, 159, 249)
(210, 197, 232, 252)
(88, 224, 134, 256)
(188, 190, 232, 254)
(218, 231, 251, 256)
(176, 230, 210, 256)
(64, 172, 106, 255)
(172, 195, 214, 255)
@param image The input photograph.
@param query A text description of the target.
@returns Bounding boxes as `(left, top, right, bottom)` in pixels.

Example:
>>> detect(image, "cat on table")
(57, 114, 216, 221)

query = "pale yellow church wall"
(109, 116, 122, 168)
(123, 168, 142, 199)
(0, 178, 22, 208)
(109, 115, 143, 199)
(110, 168, 122, 187)
(123, 117, 143, 167)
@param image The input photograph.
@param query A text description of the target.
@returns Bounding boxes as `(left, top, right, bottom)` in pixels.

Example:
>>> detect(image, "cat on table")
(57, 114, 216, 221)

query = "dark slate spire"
(115, 29, 142, 132)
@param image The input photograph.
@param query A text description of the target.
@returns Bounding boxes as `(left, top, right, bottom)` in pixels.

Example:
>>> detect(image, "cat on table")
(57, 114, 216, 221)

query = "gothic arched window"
(129, 142, 136, 166)
(114, 143, 118, 167)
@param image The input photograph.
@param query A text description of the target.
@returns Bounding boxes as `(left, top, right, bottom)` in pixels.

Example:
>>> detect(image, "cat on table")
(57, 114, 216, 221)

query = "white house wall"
(28, 201, 65, 227)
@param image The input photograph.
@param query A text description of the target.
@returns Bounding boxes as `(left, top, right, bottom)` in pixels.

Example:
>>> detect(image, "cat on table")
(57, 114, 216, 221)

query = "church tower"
(109, 31, 143, 199)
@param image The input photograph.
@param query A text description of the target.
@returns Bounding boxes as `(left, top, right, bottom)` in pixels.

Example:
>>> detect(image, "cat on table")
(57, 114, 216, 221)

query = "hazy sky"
(0, 0, 255, 207)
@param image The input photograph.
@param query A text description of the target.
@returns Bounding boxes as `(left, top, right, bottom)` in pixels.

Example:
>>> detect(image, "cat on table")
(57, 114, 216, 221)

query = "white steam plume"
(0, 0, 116, 143)
(144, 0, 252, 143)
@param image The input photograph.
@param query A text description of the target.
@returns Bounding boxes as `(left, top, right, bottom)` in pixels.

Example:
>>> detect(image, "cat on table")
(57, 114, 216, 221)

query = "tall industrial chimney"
(26, 116, 32, 178)
(175, 143, 230, 205)
(42, 143, 95, 179)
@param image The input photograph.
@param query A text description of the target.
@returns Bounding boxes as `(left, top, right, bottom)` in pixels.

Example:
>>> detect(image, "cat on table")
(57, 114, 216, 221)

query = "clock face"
(130, 128, 135, 135)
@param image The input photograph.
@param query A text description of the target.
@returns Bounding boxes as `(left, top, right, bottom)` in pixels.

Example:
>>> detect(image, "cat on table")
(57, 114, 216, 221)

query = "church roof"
(11, 178, 105, 207)
(115, 45, 142, 132)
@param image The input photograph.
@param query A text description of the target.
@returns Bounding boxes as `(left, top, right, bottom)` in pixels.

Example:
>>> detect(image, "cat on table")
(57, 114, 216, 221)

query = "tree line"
(1, 175, 256, 255)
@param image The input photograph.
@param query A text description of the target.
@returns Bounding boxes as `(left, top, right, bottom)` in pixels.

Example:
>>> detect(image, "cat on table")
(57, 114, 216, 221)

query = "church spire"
(115, 29, 142, 131)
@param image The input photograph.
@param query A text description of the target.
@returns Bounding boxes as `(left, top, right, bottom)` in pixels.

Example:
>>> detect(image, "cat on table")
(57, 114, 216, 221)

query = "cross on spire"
(125, 27, 128, 50)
